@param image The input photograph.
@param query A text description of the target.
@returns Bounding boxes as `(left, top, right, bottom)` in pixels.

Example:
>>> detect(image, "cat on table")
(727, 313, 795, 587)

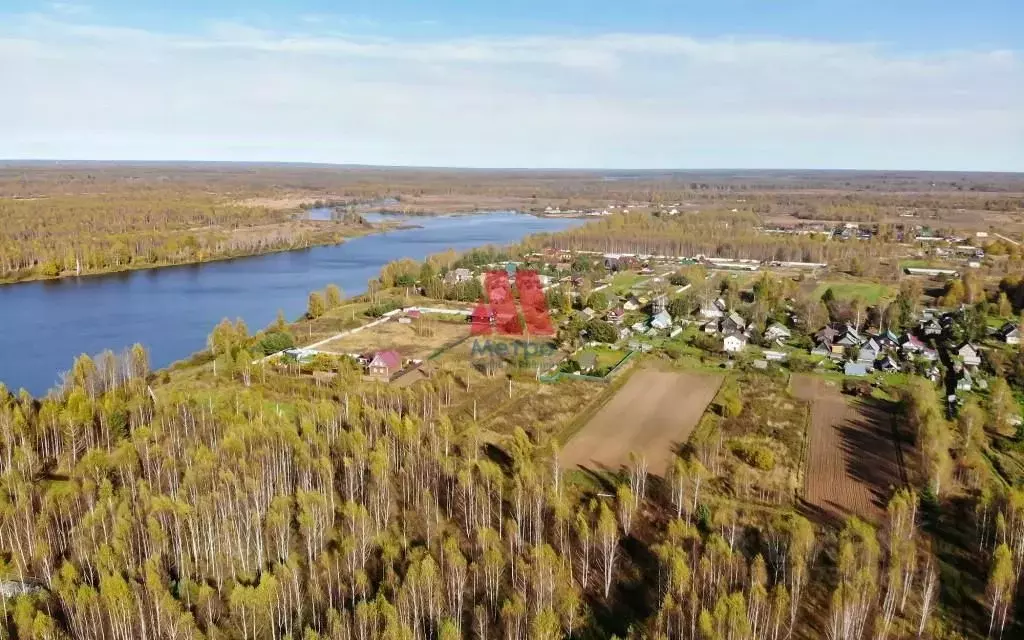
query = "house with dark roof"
(876, 355, 900, 372)
(815, 326, 840, 344)
(836, 327, 863, 348)
(721, 311, 747, 334)
(999, 323, 1021, 345)
(920, 318, 943, 337)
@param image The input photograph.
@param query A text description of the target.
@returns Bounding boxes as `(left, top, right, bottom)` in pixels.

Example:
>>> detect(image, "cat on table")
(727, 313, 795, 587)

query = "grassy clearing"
(486, 379, 604, 436)
(318, 318, 470, 360)
(610, 271, 643, 291)
(812, 281, 895, 303)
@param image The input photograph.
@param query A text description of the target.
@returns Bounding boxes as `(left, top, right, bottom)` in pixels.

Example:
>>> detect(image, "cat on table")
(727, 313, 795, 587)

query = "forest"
(0, 191, 372, 284)
(4, 347, 1017, 640)
(2, 164, 1022, 283)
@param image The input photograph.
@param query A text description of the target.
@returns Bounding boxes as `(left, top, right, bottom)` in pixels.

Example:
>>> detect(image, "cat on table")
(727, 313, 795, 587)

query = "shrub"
(258, 331, 295, 356)
(585, 319, 618, 343)
(668, 272, 690, 286)
(366, 300, 402, 317)
(842, 379, 872, 397)
(730, 440, 777, 471)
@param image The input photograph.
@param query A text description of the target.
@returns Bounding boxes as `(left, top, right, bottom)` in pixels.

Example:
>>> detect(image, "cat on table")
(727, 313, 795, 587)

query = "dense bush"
(585, 318, 618, 343)
(366, 300, 402, 317)
(258, 331, 296, 356)
(730, 440, 777, 471)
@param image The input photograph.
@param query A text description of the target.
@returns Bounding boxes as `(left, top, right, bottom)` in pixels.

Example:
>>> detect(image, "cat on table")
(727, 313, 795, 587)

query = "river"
(0, 212, 584, 395)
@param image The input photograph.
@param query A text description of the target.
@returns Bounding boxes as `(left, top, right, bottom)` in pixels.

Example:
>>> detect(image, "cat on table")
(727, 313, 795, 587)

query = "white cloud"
(0, 15, 1021, 170)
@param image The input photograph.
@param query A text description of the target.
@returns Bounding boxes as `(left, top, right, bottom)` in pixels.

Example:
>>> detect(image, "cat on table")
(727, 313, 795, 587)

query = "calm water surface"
(0, 212, 583, 394)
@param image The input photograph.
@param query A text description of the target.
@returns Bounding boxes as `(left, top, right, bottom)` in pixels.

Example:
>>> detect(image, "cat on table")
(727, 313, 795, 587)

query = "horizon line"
(1, 158, 1023, 176)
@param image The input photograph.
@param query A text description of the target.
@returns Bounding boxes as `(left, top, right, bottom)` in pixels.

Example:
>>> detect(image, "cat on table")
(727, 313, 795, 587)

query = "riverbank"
(0, 211, 586, 394)
(0, 220, 399, 287)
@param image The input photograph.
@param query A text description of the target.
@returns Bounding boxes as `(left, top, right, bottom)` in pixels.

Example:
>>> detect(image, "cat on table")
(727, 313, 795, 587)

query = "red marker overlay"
(515, 270, 555, 336)
(469, 269, 553, 337)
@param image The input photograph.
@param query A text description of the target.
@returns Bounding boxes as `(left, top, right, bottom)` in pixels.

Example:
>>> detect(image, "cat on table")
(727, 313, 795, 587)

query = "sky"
(1, 1, 1022, 171)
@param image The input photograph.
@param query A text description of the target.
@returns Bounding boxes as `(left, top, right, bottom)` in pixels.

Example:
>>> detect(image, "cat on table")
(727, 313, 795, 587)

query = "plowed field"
(560, 370, 723, 474)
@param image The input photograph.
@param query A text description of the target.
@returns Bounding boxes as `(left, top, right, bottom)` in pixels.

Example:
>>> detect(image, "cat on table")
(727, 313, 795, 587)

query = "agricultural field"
(792, 374, 906, 521)
(560, 369, 723, 474)
(317, 316, 470, 360)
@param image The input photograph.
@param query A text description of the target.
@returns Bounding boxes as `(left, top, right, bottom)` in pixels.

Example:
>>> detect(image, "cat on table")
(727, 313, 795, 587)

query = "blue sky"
(1, 1, 1022, 170)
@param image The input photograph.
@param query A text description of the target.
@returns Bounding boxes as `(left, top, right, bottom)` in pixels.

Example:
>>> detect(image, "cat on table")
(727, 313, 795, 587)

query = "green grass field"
(812, 281, 894, 303)
(610, 271, 643, 292)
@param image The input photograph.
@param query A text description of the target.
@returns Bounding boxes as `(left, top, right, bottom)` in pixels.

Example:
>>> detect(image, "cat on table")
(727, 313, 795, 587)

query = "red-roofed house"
(368, 350, 403, 380)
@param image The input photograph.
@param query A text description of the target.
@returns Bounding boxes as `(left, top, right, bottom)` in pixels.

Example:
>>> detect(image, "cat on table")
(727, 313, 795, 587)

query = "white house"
(698, 298, 727, 319)
(651, 310, 673, 330)
(958, 343, 982, 367)
(723, 333, 747, 353)
(999, 323, 1021, 345)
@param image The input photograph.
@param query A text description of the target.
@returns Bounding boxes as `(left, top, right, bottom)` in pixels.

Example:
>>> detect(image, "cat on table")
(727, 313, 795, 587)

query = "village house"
(723, 332, 747, 353)
(835, 326, 863, 348)
(651, 310, 673, 330)
(920, 318, 943, 337)
(367, 350, 403, 380)
(444, 267, 474, 285)
(698, 298, 727, 320)
(857, 340, 880, 364)
(999, 323, 1021, 345)
(844, 361, 869, 377)
(957, 342, 982, 367)
(577, 351, 598, 373)
(606, 307, 626, 324)
(815, 326, 841, 344)
(721, 311, 748, 335)
(764, 322, 792, 343)
(956, 369, 974, 392)
(877, 355, 900, 372)
(623, 296, 642, 312)
(900, 334, 926, 355)
(618, 327, 632, 341)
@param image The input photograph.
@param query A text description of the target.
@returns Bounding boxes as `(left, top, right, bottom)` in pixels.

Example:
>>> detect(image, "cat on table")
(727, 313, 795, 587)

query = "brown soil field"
(792, 375, 906, 522)
(560, 370, 723, 475)
(318, 318, 470, 360)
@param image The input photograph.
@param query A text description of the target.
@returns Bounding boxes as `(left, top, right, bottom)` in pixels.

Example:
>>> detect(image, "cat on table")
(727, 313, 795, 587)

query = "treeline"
(0, 362, 985, 639)
(546, 211, 902, 273)
(0, 193, 361, 282)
